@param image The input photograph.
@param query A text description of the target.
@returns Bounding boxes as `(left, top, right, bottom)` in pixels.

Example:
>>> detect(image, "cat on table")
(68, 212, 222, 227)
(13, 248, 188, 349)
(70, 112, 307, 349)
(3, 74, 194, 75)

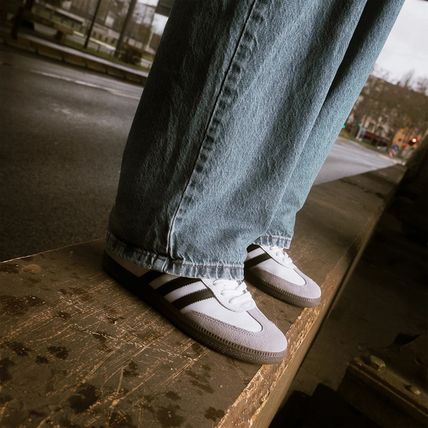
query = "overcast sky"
(375, 0, 428, 82)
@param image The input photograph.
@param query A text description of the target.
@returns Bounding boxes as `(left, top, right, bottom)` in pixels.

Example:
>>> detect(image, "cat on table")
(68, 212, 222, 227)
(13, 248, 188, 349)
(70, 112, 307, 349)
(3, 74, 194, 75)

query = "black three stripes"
(140, 270, 213, 309)
(157, 276, 199, 296)
(245, 244, 272, 269)
(247, 244, 259, 252)
(244, 252, 271, 269)
(173, 289, 213, 310)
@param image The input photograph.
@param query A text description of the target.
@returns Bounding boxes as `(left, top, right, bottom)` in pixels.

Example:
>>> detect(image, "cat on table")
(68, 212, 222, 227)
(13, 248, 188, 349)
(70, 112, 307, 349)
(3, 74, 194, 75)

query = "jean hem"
(105, 231, 245, 280)
(252, 234, 292, 250)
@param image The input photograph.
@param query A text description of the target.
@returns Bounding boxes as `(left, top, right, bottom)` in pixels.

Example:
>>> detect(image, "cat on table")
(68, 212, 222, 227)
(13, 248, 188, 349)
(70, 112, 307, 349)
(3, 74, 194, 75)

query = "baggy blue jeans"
(106, 0, 403, 280)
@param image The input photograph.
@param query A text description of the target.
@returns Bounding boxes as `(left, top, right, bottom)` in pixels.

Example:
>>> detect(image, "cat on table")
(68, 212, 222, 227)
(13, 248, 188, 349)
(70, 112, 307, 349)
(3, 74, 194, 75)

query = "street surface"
(0, 46, 141, 261)
(0, 47, 397, 261)
(315, 137, 396, 184)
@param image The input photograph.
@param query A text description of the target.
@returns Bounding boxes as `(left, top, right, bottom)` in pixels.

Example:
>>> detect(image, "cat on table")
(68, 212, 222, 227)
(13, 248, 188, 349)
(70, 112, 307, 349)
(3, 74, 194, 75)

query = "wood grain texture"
(0, 165, 405, 428)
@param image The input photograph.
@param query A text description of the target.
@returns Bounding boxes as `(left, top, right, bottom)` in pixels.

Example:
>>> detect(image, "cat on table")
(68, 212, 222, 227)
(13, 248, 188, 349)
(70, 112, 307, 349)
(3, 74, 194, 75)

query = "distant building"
(156, 0, 174, 16)
(346, 75, 428, 150)
(149, 32, 161, 50)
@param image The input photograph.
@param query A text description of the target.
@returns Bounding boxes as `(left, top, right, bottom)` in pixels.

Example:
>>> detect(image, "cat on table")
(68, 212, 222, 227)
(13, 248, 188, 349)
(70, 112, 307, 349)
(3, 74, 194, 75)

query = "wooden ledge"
(0, 165, 405, 428)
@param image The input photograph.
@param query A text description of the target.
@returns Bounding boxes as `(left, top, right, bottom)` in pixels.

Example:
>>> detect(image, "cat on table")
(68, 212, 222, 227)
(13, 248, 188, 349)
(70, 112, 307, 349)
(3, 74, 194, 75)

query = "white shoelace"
(262, 245, 294, 268)
(212, 279, 255, 310)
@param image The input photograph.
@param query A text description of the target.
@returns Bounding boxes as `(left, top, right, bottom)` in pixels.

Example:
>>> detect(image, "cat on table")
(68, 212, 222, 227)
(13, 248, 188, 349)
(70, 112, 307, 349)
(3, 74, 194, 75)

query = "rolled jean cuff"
(252, 234, 292, 250)
(105, 231, 245, 280)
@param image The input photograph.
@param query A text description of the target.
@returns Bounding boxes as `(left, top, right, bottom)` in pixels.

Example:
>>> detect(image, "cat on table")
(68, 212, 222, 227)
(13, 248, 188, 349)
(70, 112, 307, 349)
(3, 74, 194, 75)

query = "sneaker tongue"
(204, 278, 256, 312)
(261, 245, 293, 267)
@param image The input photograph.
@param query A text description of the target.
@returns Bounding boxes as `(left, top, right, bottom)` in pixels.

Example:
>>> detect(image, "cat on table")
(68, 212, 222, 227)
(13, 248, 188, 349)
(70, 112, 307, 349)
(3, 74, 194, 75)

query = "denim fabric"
(106, 0, 403, 280)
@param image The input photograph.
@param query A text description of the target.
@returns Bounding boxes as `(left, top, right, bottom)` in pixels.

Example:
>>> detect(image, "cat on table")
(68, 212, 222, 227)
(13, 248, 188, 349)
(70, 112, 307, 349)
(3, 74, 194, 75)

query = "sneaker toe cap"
(186, 308, 287, 358)
(252, 267, 321, 303)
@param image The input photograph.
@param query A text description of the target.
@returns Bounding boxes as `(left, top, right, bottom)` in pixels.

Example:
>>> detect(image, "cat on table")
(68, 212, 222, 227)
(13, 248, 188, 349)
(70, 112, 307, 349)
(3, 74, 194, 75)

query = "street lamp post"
(114, 0, 138, 58)
(84, 0, 103, 49)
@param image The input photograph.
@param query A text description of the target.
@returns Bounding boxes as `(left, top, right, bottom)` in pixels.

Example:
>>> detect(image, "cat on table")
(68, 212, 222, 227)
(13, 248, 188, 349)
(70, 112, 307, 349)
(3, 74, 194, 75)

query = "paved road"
(315, 137, 396, 184)
(0, 47, 397, 261)
(0, 46, 141, 261)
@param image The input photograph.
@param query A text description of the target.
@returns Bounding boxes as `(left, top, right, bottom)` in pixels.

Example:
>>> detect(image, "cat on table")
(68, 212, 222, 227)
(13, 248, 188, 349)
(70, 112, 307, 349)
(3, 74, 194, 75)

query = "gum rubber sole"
(245, 269, 321, 308)
(102, 253, 286, 365)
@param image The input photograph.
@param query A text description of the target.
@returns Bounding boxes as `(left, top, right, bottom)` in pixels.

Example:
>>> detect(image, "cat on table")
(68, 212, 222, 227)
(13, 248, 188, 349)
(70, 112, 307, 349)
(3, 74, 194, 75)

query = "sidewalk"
(0, 27, 148, 84)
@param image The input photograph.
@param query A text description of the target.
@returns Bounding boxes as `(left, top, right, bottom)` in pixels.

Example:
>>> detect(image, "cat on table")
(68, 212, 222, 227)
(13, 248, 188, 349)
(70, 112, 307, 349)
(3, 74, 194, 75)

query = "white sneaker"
(244, 244, 321, 308)
(103, 250, 287, 364)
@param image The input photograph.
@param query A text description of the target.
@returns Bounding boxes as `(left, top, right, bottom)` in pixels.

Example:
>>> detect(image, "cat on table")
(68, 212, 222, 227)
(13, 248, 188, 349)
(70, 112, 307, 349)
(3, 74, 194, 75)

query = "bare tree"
(400, 70, 415, 89)
(415, 77, 428, 95)
(350, 74, 428, 139)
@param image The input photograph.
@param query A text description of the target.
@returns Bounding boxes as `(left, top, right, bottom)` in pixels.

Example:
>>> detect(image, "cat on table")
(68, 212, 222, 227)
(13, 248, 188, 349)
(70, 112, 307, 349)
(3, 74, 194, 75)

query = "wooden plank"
(0, 165, 404, 427)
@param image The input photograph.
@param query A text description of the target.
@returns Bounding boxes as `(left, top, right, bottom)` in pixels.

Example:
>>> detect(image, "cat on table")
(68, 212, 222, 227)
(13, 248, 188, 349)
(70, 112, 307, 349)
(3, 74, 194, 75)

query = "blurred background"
(1, 0, 173, 69)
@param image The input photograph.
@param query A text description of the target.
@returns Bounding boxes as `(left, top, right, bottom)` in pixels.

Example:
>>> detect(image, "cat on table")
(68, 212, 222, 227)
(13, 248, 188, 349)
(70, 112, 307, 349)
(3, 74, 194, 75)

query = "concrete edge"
(1, 32, 148, 85)
(218, 164, 406, 427)
(0, 165, 407, 427)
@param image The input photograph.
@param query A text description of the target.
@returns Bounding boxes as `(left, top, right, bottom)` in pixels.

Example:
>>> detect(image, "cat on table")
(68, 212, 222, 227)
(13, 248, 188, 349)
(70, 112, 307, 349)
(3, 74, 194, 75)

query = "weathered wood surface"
(0, 165, 405, 428)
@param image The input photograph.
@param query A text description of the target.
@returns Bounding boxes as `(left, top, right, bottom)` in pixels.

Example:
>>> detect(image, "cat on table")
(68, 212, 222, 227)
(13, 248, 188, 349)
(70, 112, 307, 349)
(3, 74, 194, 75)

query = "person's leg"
(105, 0, 293, 364)
(107, 0, 379, 281)
(256, 0, 404, 247)
(246, 0, 404, 307)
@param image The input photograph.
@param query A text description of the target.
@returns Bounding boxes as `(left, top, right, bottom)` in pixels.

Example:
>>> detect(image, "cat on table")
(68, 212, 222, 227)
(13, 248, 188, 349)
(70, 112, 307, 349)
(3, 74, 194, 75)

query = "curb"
(1, 33, 148, 85)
